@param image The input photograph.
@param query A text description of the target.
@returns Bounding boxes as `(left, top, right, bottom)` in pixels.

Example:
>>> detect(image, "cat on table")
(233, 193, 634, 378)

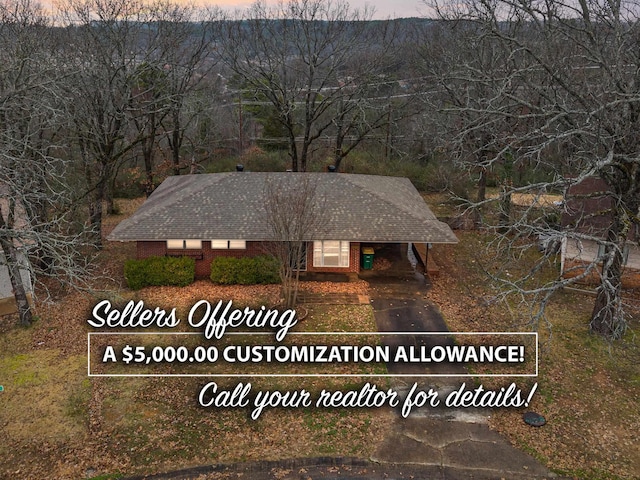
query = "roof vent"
(327, 165, 337, 172)
(236, 164, 244, 172)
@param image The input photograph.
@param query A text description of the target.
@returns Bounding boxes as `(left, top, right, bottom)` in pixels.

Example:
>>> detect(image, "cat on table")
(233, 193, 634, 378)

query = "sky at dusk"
(213, 1, 428, 19)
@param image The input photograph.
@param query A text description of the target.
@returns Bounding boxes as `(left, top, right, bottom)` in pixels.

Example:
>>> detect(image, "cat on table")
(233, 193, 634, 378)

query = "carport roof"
(108, 172, 458, 244)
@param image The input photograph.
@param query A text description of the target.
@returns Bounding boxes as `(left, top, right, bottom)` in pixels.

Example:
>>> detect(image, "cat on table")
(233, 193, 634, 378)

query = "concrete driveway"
(362, 243, 560, 479)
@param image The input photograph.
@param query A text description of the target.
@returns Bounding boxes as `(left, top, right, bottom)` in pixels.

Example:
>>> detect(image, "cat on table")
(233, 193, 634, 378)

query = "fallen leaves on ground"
(0, 200, 392, 479)
(299, 280, 369, 296)
(372, 257, 392, 271)
(427, 231, 640, 480)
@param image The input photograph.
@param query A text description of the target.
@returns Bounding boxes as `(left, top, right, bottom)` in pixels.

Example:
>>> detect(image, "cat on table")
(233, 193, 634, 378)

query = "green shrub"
(124, 256, 195, 290)
(124, 259, 147, 290)
(161, 257, 195, 287)
(209, 256, 239, 284)
(210, 255, 280, 285)
(253, 255, 281, 284)
(236, 257, 257, 284)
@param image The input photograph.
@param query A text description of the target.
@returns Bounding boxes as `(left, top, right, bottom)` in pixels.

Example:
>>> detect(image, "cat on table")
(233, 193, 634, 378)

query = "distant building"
(560, 177, 640, 287)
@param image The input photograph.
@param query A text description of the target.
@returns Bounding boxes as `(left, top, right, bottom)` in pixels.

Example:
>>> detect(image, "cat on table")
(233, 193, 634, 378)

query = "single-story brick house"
(107, 172, 458, 278)
(560, 177, 640, 287)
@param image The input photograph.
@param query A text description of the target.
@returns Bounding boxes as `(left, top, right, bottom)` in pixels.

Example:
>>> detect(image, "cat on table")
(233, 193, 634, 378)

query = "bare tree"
(416, 20, 518, 203)
(263, 174, 326, 308)
(218, 0, 400, 171)
(129, 2, 221, 183)
(58, 0, 146, 246)
(60, 0, 222, 217)
(329, 77, 410, 171)
(157, 6, 220, 176)
(427, 0, 640, 338)
(0, 0, 93, 326)
(129, 61, 171, 197)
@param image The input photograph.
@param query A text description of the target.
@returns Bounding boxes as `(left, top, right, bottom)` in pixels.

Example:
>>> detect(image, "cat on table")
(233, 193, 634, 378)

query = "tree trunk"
(171, 110, 182, 176)
(141, 110, 157, 196)
(288, 138, 299, 172)
(292, 266, 301, 308)
(105, 177, 116, 215)
(498, 184, 511, 233)
(2, 245, 33, 327)
(299, 142, 309, 172)
(299, 122, 311, 172)
(476, 167, 487, 202)
(89, 173, 107, 249)
(334, 128, 345, 171)
(590, 266, 623, 338)
(143, 144, 155, 197)
(333, 103, 346, 171)
(291, 243, 305, 307)
(590, 215, 628, 338)
(474, 167, 487, 227)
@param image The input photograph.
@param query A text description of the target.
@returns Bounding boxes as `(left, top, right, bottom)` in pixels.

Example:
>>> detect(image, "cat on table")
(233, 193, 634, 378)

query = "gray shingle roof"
(107, 172, 458, 244)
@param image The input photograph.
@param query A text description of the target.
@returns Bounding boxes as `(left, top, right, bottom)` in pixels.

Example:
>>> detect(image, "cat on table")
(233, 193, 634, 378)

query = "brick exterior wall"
(136, 240, 361, 278)
(137, 241, 167, 259)
(137, 240, 265, 279)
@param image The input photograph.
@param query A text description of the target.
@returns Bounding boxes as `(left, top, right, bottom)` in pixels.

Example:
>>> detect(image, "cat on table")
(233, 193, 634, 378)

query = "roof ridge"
(342, 174, 435, 221)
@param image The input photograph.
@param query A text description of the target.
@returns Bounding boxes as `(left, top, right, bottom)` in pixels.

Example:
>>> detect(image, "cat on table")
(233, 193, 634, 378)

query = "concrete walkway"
(365, 244, 559, 479)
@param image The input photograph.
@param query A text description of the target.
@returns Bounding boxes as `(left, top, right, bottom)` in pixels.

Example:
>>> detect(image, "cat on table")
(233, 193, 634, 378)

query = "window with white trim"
(210, 240, 246, 250)
(167, 239, 202, 249)
(313, 241, 349, 267)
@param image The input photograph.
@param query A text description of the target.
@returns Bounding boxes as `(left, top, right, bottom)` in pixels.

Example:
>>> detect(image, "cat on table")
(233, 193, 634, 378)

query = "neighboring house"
(560, 177, 640, 287)
(0, 251, 33, 316)
(108, 172, 458, 278)
(0, 187, 34, 316)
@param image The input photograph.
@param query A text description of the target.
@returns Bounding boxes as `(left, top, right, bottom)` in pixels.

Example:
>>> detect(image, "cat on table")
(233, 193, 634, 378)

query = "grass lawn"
(0, 291, 393, 478)
(0, 200, 393, 479)
(429, 231, 640, 480)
